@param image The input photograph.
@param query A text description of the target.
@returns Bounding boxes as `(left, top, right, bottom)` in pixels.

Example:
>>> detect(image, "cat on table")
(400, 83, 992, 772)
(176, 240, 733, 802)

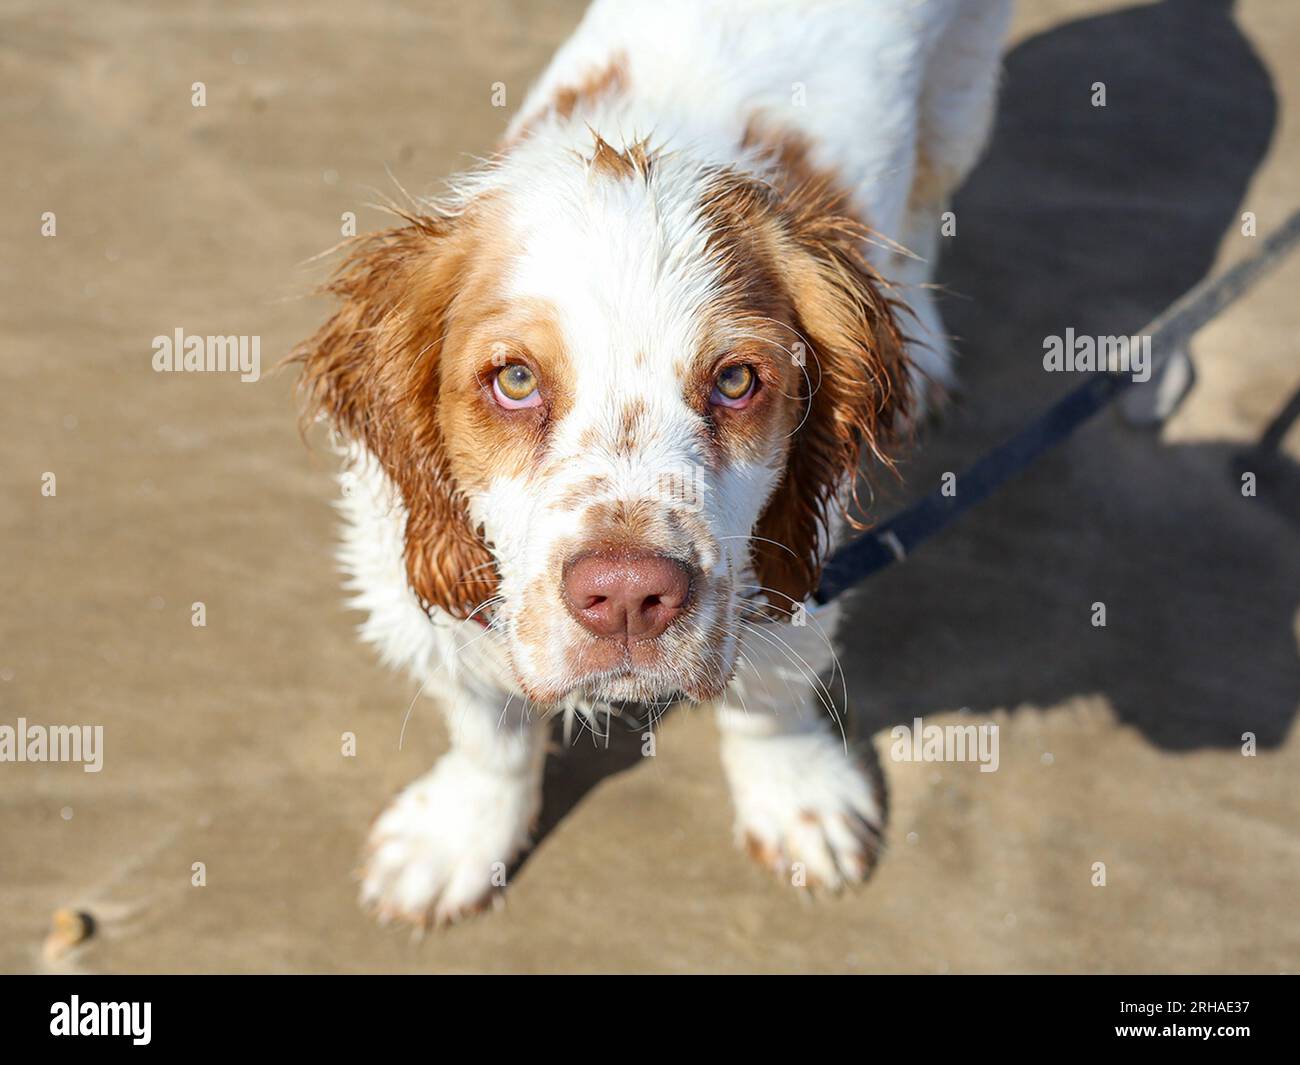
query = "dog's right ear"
(291, 214, 499, 620)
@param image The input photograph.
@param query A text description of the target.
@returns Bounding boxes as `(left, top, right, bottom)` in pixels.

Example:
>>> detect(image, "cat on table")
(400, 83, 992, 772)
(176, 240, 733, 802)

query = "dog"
(293, 0, 1012, 927)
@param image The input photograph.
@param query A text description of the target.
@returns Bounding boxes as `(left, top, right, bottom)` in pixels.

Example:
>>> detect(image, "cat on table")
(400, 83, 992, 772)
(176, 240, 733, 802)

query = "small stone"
(42, 908, 95, 963)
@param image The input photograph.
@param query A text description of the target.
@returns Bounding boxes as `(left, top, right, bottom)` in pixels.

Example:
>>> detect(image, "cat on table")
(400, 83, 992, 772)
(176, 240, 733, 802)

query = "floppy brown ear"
(752, 200, 913, 611)
(291, 214, 498, 619)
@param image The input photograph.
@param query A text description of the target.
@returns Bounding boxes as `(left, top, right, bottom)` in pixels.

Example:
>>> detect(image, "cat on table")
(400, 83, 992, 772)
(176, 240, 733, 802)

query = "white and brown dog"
(294, 0, 1012, 926)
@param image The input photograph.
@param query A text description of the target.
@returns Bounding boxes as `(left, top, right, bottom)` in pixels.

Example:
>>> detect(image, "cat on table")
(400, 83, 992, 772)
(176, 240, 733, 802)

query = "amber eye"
(711, 364, 757, 407)
(493, 363, 540, 408)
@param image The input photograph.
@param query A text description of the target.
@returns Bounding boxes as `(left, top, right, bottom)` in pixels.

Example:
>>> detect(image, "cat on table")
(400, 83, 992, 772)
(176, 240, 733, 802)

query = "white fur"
(338, 0, 1011, 924)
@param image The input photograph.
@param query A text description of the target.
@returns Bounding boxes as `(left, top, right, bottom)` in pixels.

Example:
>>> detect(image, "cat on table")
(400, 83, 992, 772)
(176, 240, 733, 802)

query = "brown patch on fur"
(587, 134, 655, 182)
(577, 498, 664, 553)
(699, 117, 914, 608)
(744, 831, 781, 871)
(694, 157, 805, 469)
(615, 398, 647, 455)
(441, 295, 575, 491)
(908, 140, 960, 208)
(553, 54, 627, 121)
(553, 475, 613, 513)
(909, 141, 937, 207)
(506, 53, 628, 148)
(291, 202, 557, 620)
(741, 116, 825, 195)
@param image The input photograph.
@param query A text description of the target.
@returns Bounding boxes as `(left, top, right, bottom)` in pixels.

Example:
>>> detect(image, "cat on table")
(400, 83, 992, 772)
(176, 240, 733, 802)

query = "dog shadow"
(528, 0, 1293, 859)
(849, 0, 1294, 753)
(533, 709, 658, 843)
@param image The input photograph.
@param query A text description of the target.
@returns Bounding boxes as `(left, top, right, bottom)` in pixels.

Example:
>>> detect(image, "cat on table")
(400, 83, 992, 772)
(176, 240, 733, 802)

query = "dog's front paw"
(360, 751, 540, 928)
(721, 728, 883, 892)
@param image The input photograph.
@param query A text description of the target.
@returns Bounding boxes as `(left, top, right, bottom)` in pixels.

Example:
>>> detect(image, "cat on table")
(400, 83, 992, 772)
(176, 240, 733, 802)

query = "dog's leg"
(717, 601, 883, 891)
(889, 0, 1013, 416)
(360, 671, 546, 928)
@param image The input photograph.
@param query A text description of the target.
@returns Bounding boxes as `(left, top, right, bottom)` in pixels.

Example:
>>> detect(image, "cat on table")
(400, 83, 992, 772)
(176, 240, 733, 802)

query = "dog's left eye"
(492, 363, 541, 409)
(711, 364, 757, 407)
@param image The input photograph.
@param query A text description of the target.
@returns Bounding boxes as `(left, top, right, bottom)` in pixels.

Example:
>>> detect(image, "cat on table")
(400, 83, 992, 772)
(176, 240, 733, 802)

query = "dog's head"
(295, 133, 909, 704)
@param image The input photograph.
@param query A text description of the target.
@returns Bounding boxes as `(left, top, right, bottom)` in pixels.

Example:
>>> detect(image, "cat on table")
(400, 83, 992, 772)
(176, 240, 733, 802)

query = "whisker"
(462, 595, 504, 625)
(452, 559, 503, 585)
(715, 533, 800, 560)
(731, 616, 849, 749)
(397, 595, 504, 749)
(735, 589, 850, 717)
(737, 608, 849, 734)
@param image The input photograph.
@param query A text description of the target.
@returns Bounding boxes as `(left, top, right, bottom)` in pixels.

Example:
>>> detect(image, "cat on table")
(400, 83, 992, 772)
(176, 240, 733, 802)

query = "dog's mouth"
(581, 671, 693, 705)
(583, 660, 729, 704)
(511, 620, 736, 705)
(515, 658, 729, 706)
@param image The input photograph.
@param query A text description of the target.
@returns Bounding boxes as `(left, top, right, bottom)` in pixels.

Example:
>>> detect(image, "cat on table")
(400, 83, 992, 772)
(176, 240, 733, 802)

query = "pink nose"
(563, 553, 692, 641)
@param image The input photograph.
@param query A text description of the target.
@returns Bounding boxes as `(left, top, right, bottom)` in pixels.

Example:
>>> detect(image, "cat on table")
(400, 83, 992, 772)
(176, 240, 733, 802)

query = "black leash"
(814, 208, 1300, 606)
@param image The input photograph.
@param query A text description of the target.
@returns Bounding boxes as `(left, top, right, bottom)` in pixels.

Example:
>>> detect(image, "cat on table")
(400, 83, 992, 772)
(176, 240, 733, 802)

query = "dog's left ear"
(752, 195, 914, 610)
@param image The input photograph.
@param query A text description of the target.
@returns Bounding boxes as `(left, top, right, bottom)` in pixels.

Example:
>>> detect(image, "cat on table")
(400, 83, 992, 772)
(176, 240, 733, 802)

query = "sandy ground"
(2, 0, 1297, 974)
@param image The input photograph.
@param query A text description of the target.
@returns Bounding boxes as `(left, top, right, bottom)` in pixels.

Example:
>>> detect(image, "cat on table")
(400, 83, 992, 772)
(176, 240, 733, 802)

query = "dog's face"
(297, 136, 909, 705)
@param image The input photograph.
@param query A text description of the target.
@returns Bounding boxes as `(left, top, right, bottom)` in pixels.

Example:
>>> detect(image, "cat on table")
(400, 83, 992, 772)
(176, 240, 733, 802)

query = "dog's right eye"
(493, 363, 541, 408)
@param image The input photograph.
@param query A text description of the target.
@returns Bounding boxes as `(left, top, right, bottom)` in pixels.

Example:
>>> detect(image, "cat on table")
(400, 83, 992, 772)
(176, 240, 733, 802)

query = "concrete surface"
(1, 0, 1297, 973)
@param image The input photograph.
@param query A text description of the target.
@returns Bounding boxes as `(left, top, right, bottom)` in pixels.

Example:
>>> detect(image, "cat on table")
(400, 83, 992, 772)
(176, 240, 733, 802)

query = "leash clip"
(877, 530, 907, 562)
